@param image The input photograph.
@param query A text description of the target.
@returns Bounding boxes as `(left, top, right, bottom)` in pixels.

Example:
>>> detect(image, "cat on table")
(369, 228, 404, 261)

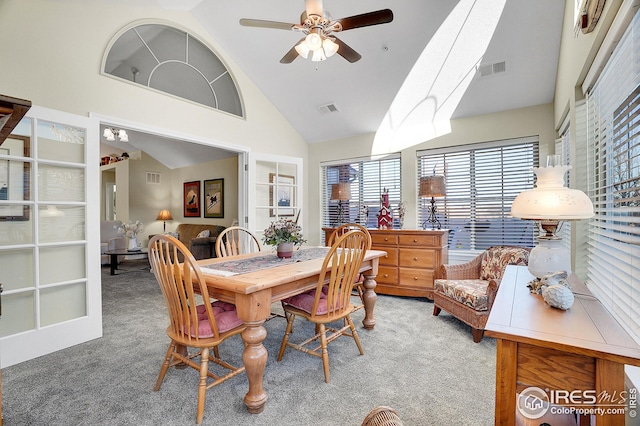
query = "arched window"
(103, 23, 243, 117)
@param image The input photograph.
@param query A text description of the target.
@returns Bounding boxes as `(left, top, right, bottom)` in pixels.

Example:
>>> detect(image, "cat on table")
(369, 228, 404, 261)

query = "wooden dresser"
(323, 228, 448, 299)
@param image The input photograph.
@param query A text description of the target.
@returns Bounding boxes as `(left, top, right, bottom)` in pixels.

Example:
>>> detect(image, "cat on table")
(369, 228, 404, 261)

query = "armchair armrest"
(440, 255, 483, 280)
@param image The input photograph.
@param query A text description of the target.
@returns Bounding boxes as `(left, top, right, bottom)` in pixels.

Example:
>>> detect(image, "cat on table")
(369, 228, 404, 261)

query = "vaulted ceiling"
(102, 0, 565, 164)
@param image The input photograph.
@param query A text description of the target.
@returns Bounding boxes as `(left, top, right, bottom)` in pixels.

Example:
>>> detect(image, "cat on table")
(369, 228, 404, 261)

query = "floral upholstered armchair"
(432, 245, 530, 343)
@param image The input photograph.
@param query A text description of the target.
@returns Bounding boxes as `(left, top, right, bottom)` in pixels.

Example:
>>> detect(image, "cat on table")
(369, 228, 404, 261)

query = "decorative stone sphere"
(542, 284, 575, 310)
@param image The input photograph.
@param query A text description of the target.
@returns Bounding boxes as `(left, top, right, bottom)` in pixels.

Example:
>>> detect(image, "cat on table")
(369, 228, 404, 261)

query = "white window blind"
(321, 155, 401, 233)
(584, 8, 640, 343)
(556, 118, 572, 254)
(417, 138, 539, 251)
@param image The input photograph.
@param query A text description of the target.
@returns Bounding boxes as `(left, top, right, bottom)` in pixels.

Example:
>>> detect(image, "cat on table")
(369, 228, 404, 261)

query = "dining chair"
(277, 229, 368, 383)
(148, 235, 246, 425)
(215, 226, 262, 258)
(327, 223, 372, 312)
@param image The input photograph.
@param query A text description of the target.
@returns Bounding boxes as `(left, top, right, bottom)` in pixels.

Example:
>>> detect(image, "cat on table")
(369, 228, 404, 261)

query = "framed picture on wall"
(269, 173, 295, 216)
(183, 180, 200, 217)
(204, 178, 224, 218)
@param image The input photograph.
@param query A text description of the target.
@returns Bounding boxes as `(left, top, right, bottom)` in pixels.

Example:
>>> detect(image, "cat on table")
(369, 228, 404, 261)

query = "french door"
(0, 106, 101, 367)
(246, 153, 303, 242)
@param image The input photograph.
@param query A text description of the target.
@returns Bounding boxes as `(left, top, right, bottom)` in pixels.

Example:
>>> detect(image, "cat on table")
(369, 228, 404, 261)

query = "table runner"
(200, 246, 330, 276)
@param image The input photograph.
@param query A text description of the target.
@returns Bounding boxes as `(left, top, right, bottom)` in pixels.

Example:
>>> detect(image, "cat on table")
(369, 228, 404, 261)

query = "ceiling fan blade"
(280, 43, 301, 64)
(336, 9, 394, 31)
(333, 37, 361, 63)
(305, 0, 323, 17)
(239, 18, 296, 31)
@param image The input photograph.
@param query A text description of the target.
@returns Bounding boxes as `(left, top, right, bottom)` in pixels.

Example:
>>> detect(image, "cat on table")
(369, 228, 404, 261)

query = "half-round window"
(103, 23, 243, 117)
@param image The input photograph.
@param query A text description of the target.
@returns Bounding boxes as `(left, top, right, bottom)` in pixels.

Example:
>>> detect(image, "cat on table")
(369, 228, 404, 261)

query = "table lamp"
(156, 209, 173, 232)
(511, 157, 593, 278)
(419, 175, 446, 229)
(330, 182, 351, 226)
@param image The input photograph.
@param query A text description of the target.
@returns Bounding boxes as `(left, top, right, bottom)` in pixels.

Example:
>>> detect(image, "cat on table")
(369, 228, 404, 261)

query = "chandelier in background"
(103, 127, 129, 142)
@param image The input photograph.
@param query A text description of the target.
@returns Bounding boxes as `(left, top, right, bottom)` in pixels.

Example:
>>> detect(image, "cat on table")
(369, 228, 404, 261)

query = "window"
(103, 23, 243, 117)
(417, 138, 539, 251)
(321, 155, 401, 233)
(584, 8, 640, 343)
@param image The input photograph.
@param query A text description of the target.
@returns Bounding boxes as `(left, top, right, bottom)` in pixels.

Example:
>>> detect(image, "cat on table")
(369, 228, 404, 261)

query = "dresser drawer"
(374, 246, 398, 266)
(376, 266, 398, 285)
(398, 234, 438, 247)
(398, 249, 436, 269)
(399, 268, 434, 289)
(371, 233, 398, 246)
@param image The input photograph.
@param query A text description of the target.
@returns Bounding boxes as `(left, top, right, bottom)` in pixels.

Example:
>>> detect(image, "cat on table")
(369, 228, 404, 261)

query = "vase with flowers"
(115, 220, 145, 251)
(262, 218, 306, 258)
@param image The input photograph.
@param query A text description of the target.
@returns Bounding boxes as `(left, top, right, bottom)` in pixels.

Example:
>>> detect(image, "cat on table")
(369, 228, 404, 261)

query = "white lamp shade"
(511, 165, 594, 220)
(311, 48, 326, 62)
(295, 42, 310, 59)
(323, 38, 338, 57)
(305, 32, 322, 50)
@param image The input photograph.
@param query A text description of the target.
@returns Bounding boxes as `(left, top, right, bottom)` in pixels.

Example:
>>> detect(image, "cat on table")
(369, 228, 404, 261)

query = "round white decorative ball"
(542, 284, 575, 310)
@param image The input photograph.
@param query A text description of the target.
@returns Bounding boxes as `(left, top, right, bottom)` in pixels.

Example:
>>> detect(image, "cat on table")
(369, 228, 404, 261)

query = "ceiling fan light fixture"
(311, 48, 326, 62)
(305, 32, 323, 51)
(295, 41, 310, 59)
(103, 128, 115, 141)
(322, 38, 338, 57)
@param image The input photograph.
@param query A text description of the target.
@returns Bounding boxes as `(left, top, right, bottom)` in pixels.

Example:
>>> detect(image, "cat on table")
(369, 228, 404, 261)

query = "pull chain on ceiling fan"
(240, 0, 393, 64)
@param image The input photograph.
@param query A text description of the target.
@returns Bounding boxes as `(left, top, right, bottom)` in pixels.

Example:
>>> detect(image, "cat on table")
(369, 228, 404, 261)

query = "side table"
(485, 265, 640, 425)
(103, 249, 149, 275)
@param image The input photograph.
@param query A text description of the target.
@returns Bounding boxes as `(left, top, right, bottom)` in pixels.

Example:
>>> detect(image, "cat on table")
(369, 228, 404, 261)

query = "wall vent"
(146, 171, 161, 184)
(318, 103, 340, 115)
(477, 61, 506, 77)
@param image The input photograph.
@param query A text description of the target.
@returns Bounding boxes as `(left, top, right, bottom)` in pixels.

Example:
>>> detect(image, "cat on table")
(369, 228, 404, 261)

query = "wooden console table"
(485, 265, 640, 425)
(323, 228, 448, 299)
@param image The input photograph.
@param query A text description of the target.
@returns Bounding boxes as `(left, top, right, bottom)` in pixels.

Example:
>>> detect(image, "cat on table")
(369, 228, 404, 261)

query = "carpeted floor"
(3, 260, 497, 425)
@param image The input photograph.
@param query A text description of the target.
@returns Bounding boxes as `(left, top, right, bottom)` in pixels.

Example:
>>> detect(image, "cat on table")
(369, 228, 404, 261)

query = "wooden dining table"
(195, 246, 387, 414)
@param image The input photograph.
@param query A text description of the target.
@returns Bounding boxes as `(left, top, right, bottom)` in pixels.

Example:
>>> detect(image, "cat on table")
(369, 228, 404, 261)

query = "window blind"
(321, 155, 401, 235)
(584, 8, 640, 343)
(417, 137, 538, 251)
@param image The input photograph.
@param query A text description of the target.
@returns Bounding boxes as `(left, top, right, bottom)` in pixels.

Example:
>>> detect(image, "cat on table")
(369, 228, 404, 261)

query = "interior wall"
(0, 0, 309, 231)
(307, 103, 555, 245)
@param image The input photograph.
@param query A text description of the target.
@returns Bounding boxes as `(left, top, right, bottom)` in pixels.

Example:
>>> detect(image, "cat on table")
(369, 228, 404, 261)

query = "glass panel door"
(248, 153, 303, 243)
(0, 106, 100, 367)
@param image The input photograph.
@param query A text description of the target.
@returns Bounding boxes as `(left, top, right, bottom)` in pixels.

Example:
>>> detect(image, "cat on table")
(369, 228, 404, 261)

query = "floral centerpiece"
(263, 218, 305, 258)
(115, 220, 145, 250)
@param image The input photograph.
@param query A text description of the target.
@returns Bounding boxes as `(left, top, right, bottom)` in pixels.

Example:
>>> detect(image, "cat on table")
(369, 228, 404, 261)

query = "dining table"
(196, 246, 387, 414)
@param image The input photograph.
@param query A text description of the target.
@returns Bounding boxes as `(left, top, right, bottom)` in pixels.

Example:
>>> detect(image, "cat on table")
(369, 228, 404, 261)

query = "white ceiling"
(102, 0, 565, 164)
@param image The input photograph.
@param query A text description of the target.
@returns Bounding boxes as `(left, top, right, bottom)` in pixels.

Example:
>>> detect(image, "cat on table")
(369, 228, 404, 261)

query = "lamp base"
(421, 197, 441, 230)
(528, 237, 571, 278)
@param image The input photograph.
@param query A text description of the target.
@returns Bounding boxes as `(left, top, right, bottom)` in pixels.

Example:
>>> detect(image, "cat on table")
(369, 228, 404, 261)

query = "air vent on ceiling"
(477, 61, 506, 78)
(318, 103, 340, 115)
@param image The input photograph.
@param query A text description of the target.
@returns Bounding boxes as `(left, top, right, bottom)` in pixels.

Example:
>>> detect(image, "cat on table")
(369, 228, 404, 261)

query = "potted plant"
(262, 218, 306, 258)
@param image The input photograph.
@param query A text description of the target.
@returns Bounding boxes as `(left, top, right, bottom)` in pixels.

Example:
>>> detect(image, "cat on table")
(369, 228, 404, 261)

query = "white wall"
(307, 104, 555, 245)
(0, 0, 309, 227)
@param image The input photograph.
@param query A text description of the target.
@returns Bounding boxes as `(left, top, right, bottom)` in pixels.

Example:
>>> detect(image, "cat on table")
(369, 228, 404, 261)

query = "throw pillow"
(196, 229, 210, 238)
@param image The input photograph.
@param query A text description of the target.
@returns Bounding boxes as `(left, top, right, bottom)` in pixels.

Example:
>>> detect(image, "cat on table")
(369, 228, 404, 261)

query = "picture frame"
(269, 173, 295, 216)
(203, 178, 224, 218)
(183, 181, 201, 217)
(0, 134, 30, 221)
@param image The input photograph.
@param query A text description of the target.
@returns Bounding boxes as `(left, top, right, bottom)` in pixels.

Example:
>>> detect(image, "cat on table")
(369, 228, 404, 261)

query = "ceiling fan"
(239, 0, 393, 64)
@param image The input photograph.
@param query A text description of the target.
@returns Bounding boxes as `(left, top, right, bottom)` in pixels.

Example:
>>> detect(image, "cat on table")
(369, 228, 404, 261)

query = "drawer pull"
(414, 239, 418, 242)
(413, 277, 419, 280)
(414, 257, 418, 261)
(384, 237, 389, 241)
(384, 274, 389, 278)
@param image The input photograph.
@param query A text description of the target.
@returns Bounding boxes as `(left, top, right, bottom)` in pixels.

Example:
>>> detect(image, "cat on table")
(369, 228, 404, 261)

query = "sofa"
(432, 245, 530, 343)
(175, 223, 226, 260)
(100, 220, 126, 265)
